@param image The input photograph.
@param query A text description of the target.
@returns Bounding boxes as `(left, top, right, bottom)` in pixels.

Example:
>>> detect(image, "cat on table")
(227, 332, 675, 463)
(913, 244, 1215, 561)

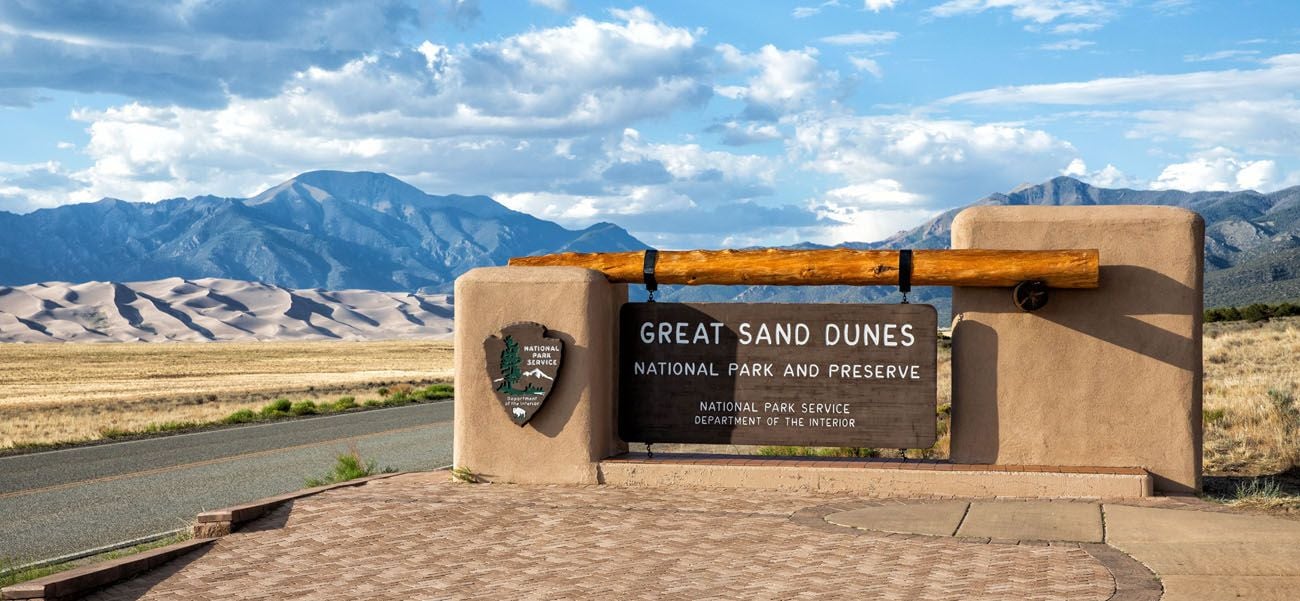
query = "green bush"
(364, 399, 382, 407)
(261, 398, 292, 417)
(411, 384, 454, 401)
(332, 396, 358, 411)
(305, 446, 395, 487)
(1268, 389, 1298, 424)
(1206, 301, 1300, 323)
(101, 420, 203, 438)
(224, 409, 259, 424)
(289, 400, 318, 416)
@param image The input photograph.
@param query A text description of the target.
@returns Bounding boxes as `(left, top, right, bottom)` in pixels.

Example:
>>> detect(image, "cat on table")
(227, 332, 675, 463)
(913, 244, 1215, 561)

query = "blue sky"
(1, 0, 1298, 248)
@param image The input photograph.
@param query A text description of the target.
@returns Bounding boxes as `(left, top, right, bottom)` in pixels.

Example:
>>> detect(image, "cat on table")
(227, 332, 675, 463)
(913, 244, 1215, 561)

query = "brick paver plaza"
(86, 473, 1124, 601)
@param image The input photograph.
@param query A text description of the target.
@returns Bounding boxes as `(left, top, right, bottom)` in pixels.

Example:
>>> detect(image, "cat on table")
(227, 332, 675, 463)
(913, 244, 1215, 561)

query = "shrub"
(332, 396, 358, 411)
(1234, 478, 1284, 501)
(450, 466, 479, 483)
(261, 398, 292, 417)
(1268, 389, 1298, 424)
(1205, 301, 1300, 323)
(289, 400, 318, 416)
(224, 409, 258, 424)
(305, 445, 394, 487)
(412, 384, 454, 401)
(363, 399, 382, 407)
(1202, 407, 1227, 425)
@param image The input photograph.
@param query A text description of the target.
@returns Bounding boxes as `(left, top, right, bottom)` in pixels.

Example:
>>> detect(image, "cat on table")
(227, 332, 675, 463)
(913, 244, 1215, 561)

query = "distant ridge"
(664, 176, 1300, 313)
(0, 170, 648, 293)
(0, 278, 452, 342)
(2, 173, 1296, 322)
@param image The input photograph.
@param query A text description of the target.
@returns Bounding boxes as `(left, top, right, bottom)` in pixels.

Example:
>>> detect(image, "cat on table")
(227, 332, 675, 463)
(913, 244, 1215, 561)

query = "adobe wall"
(453, 266, 626, 484)
(454, 205, 1204, 496)
(949, 206, 1204, 494)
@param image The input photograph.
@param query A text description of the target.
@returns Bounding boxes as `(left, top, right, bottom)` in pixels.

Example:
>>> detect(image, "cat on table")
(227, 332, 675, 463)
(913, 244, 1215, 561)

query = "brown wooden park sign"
(506, 247, 1098, 449)
(618, 302, 938, 449)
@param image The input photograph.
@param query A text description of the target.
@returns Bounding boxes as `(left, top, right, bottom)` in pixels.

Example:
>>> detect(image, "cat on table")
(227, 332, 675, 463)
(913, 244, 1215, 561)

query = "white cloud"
(819, 31, 899, 46)
(793, 0, 843, 18)
(0, 160, 85, 211)
(710, 121, 785, 146)
(864, 0, 899, 11)
(1050, 22, 1102, 34)
(823, 179, 924, 207)
(1150, 0, 1194, 16)
(1151, 148, 1279, 192)
(528, 0, 571, 12)
(1040, 38, 1094, 51)
(848, 56, 884, 78)
(0, 1, 426, 107)
(792, 115, 1076, 200)
(1130, 98, 1300, 155)
(1060, 158, 1135, 188)
(1184, 49, 1259, 63)
(495, 186, 695, 223)
(718, 44, 825, 119)
(928, 0, 1110, 24)
(10, 9, 716, 206)
(943, 53, 1300, 105)
(790, 114, 1077, 242)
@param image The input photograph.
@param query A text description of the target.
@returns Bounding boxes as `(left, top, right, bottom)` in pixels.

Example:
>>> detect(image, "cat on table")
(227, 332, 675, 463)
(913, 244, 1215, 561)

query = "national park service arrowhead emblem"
(484, 322, 563, 426)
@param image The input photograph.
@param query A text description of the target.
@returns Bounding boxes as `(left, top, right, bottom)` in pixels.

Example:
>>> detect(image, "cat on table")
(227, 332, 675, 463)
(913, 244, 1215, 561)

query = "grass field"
(0, 340, 453, 449)
(1203, 317, 1300, 475)
(1, 319, 1296, 479)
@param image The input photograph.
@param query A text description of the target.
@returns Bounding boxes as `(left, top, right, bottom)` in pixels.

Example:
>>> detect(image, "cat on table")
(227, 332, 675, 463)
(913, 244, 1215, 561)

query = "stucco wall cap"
(953, 205, 1203, 235)
(456, 266, 608, 285)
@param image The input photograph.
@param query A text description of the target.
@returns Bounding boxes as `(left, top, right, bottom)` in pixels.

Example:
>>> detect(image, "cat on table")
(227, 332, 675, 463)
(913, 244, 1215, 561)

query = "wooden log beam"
(508, 249, 1100, 288)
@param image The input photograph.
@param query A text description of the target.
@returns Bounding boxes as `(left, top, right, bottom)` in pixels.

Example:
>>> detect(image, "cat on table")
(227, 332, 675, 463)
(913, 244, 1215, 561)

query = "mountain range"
(663, 176, 1300, 316)
(0, 170, 644, 293)
(2, 171, 1298, 334)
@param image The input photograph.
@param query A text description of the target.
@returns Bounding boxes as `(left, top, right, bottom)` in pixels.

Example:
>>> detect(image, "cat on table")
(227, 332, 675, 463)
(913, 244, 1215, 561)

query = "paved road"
(0, 402, 454, 564)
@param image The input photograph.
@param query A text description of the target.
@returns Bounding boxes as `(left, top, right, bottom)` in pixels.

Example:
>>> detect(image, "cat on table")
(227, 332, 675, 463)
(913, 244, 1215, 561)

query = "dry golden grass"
(0, 340, 453, 449)
(3, 318, 1295, 477)
(1203, 317, 1300, 475)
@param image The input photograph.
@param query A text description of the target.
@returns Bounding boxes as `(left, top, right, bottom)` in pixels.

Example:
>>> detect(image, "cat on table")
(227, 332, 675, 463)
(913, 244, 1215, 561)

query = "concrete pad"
(824, 501, 970, 536)
(1161, 576, 1300, 601)
(1103, 504, 1300, 544)
(1104, 505, 1300, 583)
(598, 461, 1152, 498)
(1113, 543, 1300, 576)
(956, 501, 1103, 542)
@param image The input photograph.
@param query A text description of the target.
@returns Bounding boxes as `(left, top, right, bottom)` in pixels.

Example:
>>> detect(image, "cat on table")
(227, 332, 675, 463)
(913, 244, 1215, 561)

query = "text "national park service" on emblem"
(484, 322, 563, 426)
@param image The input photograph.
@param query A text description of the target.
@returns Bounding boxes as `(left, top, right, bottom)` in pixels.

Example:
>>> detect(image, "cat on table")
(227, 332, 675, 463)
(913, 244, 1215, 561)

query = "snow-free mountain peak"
(0, 171, 647, 292)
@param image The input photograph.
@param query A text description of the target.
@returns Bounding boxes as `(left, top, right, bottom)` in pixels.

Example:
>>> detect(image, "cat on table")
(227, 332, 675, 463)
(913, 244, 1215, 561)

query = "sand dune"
(0, 278, 453, 342)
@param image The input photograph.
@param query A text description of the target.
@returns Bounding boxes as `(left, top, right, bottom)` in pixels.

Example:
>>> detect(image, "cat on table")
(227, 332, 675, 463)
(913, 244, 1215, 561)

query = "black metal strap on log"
(898, 249, 913, 304)
(643, 249, 659, 302)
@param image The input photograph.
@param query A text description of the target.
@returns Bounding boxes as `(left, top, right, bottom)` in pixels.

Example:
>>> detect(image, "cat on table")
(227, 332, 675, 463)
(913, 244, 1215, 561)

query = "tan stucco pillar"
(453, 266, 626, 484)
(950, 206, 1204, 494)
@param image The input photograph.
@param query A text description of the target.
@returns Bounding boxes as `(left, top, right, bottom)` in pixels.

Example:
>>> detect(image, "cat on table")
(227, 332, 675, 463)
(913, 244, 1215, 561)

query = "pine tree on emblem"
(498, 336, 522, 392)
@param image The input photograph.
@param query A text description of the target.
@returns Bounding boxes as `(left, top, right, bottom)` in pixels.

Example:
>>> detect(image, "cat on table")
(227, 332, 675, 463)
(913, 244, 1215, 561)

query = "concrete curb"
(192, 471, 406, 537)
(0, 539, 214, 601)
(1, 472, 408, 601)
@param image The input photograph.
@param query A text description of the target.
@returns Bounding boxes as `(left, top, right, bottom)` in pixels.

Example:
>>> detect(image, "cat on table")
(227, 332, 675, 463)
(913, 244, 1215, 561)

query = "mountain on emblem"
(484, 322, 564, 426)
